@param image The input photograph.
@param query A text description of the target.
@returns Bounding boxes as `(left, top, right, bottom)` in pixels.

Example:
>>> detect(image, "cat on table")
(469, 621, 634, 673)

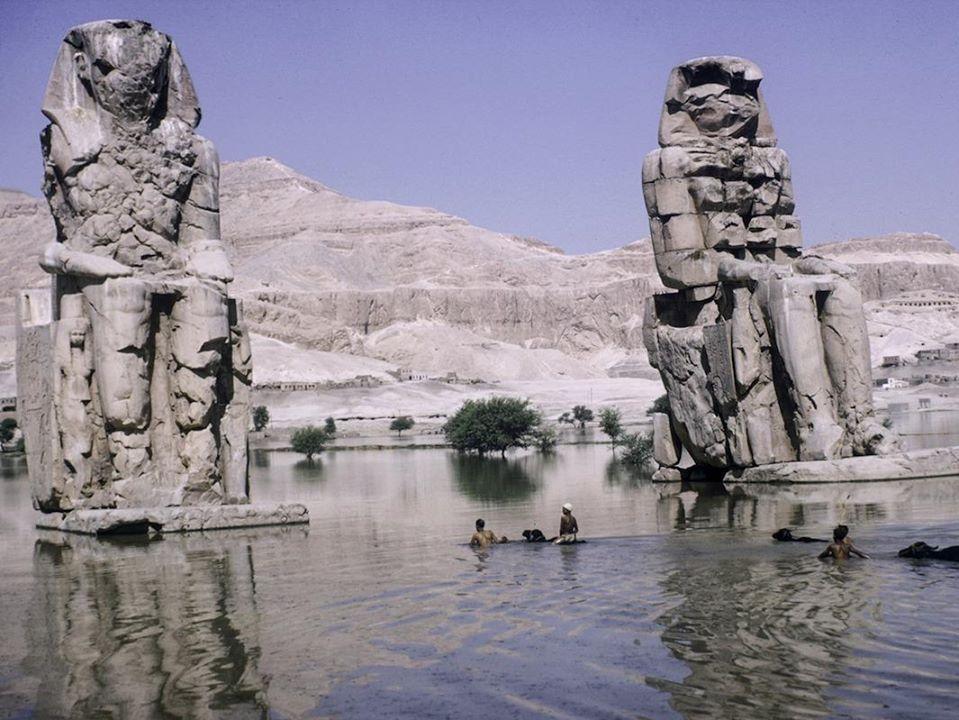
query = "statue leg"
(820, 279, 900, 455)
(764, 276, 844, 460)
(170, 282, 230, 501)
(83, 278, 153, 479)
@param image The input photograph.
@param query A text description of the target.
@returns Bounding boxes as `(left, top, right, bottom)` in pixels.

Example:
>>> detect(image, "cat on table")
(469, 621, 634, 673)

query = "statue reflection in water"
(652, 553, 866, 717)
(26, 533, 270, 719)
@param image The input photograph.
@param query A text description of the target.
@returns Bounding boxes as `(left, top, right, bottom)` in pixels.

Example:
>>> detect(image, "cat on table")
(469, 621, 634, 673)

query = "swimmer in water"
(469, 518, 508, 547)
(818, 524, 869, 560)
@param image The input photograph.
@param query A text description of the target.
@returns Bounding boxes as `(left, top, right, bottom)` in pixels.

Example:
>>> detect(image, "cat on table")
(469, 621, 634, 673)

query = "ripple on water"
(3, 447, 959, 719)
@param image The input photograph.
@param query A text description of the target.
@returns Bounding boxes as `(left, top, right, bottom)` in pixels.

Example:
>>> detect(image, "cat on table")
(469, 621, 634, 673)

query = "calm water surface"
(1, 437, 959, 719)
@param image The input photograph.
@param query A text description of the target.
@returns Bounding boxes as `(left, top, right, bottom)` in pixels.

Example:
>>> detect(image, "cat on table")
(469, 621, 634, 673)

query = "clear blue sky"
(1, 0, 957, 253)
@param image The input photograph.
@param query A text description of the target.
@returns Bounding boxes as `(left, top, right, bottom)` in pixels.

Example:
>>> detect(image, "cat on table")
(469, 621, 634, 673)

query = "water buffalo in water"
(772, 528, 828, 543)
(897, 542, 959, 561)
(522, 529, 553, 543)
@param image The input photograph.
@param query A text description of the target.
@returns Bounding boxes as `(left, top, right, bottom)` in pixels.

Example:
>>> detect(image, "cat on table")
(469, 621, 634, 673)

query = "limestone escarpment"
(1, 158, 956, 382)
(813, 233, 959, 301)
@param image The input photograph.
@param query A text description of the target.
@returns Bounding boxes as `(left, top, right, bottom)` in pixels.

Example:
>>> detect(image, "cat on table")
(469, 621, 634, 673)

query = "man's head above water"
(833, 525, 850, 542)
(475, 518, 485, 531)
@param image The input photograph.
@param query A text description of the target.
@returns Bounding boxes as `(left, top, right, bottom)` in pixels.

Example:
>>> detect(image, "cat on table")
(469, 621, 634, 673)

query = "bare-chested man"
(469, 518, 508, 547)
(818, 524, 869, 560)
(554, 503, 579, 544)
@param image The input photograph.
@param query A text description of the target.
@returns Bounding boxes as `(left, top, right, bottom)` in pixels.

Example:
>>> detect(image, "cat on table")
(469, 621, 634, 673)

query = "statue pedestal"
(35, 503, 309, 535)
(722, 447, 959, 484)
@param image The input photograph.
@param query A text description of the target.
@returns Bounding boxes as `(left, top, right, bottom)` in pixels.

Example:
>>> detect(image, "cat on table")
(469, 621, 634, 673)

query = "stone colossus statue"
(20, 20, 251, 511)
(642, 57, 897, 475)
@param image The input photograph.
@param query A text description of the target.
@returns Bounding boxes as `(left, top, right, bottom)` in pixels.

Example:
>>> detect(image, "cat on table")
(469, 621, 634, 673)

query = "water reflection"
(604, 457, 652, 488)
(25, 531, 279, 719)
(653, 552, 866, 718)
(0, 453, 27, 480)
(3, 444, 959, 719)
(448, 454, 539, 502)
(252, 449, 271, 468)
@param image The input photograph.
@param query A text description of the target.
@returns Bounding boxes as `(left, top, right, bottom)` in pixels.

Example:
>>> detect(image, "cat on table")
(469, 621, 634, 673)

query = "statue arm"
(39, 123, 133, 279)
(717, 254, 792, 284)
(181, 134, 234, 283)
(794, 253, 856, 279)
(40, 243, 132, 278)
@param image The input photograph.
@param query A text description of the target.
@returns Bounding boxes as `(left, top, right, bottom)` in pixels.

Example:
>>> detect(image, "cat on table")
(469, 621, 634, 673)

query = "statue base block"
(35, 503, 310, 535)
(723, 447, 959, 484)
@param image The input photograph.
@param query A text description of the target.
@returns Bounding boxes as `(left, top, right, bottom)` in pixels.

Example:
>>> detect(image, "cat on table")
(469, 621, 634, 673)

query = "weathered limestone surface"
(18, 19, 306, 530)
(724, 447, 959, 484)
(643, 57, 899, 474)
(35, 502, 310, 535)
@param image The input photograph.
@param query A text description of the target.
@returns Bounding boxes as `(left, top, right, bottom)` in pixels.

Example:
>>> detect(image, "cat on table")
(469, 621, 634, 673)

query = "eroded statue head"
(658, 56, 775, 147)
(43, 19, 200, 130)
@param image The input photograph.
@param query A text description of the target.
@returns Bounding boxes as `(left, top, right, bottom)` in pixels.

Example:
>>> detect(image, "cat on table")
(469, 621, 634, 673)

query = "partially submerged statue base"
(17, 20, 307, 533)
(641, 57, 944, 483)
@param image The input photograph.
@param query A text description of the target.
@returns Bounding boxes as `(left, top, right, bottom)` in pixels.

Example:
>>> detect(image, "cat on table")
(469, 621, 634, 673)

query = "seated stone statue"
(19, 20, 251, 511)
(642, 56, 897, 473)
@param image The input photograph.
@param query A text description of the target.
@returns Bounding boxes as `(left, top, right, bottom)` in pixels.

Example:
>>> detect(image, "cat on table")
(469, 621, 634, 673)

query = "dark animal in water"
(772, 528, 828, 543)
(522, 529, 553, 543)
(897, 542, 959, 561)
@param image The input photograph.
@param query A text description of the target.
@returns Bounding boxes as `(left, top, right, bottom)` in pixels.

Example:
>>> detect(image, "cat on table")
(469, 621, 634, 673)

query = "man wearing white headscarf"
(555, 503, 579, 544)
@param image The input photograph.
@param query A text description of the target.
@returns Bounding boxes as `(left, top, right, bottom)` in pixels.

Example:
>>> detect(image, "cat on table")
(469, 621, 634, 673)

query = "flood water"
(2, 434, 959, 719)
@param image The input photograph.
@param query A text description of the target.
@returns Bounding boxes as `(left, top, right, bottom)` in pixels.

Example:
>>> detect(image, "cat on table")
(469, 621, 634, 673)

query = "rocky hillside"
(222, 158, 658, 365)
(1, 158, 957, 382)
(0, 189, 53, 327)
(813, 233, 959, 301)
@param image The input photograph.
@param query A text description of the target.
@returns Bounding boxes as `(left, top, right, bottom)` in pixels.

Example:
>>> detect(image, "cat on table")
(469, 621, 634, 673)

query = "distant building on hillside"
(881, 355, 902, 367)
(916, 348, 943, 362)
(881, 290, 959, 310)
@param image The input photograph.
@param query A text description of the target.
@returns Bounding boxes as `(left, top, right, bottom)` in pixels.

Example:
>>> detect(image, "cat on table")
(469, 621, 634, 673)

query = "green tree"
(0, 418, 17, 443)
(252, 406, 270, 432)
(557, 411, 573, 425)
(647, 394, 671, 416)
(618, 432, 654, 468)
(571, 405, 594, 429)
(532, 424, 558, 453)
(324, 416, 337, 435)
(390, 415, 415, 437)
(598, 407, 623, 447)
(290, 426, 328, 461)
(444, 396, 542, 457)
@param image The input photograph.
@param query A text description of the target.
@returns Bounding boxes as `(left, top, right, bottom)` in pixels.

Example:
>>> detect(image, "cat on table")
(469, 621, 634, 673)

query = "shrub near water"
(598, 407, 623, 445)
(291, 426, 328, 461)
(390, 416, 415, 436)
(444, 397, 541, 457)
(647, 394, 670, 416)
(252, 406, 270, 431)
(618, 432, 654, 468)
